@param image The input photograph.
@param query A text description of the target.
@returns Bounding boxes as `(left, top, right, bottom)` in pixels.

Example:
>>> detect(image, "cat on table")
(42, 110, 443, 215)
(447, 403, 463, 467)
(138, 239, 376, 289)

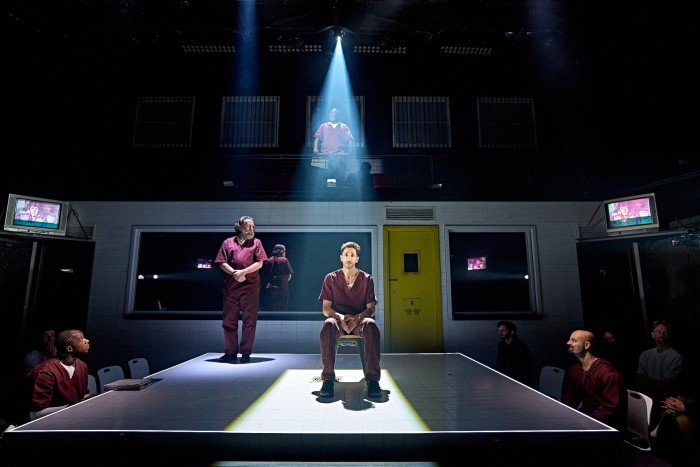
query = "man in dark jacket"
(496, 320, 534, 387)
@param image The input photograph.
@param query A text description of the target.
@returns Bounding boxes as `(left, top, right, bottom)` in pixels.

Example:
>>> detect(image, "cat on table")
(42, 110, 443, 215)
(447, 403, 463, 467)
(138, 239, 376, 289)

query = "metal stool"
(336, 335, 366, 373)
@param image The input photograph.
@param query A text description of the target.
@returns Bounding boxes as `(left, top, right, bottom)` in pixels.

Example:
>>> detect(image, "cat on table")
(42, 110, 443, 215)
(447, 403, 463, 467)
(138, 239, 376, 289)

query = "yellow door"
(383, 225, 443, 352)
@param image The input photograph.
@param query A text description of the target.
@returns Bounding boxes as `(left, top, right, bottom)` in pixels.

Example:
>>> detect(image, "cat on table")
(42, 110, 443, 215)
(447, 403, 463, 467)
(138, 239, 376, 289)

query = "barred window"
(133, 96, 195, 148)
(220, 96, 280, 148)
(477, 97, 537, 149)
(392, 96, 451, 148)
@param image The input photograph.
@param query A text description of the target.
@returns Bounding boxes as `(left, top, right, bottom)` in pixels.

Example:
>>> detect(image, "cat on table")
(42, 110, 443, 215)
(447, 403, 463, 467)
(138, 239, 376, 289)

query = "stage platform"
(1, 353, 624, 466)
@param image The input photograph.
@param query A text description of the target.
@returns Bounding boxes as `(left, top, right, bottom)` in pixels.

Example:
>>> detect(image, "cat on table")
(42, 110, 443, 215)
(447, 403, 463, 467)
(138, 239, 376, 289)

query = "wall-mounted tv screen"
(3, 193, 70, 237)
(467, 256, 487, 270)
(603, 192, 659, 236)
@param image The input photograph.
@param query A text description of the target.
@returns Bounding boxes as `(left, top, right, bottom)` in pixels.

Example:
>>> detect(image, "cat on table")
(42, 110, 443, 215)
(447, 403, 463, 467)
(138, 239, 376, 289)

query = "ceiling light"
(354, 44, 407, 54)
(440, 46, 492, 56)
(268, 43, 322, 53)
(182, 45, 235, 53)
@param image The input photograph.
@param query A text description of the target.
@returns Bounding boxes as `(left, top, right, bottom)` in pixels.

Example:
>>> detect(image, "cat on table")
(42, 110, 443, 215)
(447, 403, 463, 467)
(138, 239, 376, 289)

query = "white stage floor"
(2, 352, 623, 466)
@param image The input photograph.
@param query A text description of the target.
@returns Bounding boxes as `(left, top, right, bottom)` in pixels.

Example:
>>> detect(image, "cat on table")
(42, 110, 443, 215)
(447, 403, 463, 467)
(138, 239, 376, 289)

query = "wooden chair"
(336, 335, 366, 374)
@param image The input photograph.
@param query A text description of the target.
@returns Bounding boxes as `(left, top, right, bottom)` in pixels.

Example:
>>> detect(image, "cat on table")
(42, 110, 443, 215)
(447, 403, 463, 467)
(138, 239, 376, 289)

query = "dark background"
(3, 1, 699, 224)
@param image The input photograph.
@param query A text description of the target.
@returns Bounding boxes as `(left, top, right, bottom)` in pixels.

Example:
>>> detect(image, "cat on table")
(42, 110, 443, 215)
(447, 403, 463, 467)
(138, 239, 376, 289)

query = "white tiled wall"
(70, 200, 603, 377)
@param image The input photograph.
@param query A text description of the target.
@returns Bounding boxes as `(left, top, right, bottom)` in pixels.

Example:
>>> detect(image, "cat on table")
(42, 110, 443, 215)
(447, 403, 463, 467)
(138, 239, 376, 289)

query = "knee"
(320, 318, 337, 334)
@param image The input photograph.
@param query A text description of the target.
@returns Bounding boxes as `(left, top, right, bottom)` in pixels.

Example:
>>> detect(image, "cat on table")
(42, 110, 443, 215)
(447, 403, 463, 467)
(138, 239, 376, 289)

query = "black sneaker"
(240, 354, 251, 363)
(217, 354, 237, 363)
(319, 380, 334, 397)
(367, 380, 382, 398)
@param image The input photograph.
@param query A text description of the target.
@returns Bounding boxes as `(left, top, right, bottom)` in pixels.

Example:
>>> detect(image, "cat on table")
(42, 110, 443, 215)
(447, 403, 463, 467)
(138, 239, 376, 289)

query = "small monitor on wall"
(3, 193, 70, 237)
(603, 192, 659, 236)
(467, 256, 487, 270)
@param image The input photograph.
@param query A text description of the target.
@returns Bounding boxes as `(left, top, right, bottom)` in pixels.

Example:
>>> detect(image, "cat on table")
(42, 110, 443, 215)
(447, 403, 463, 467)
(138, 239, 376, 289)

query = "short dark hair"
(55, 329, 83, 358)
(497, 320, 517, 333)
(652, 319, 671, 333)
(340, 241, 360, 254)
(271, 244, 286, 256)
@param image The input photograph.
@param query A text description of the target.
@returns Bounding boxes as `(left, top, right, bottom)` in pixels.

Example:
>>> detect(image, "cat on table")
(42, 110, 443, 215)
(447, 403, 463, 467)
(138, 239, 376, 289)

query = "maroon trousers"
(222, 282, 260, 355)
(320, 317, 381, 382)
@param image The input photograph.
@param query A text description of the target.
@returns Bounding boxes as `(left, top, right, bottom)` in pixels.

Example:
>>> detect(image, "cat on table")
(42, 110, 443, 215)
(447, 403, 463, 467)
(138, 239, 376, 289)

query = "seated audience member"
(561, 329, 627, 431)
(20, 326, 57, 376)
(655, 378, 699, 466)
(636, 320, 683, 428)
(26, 329, 91, 420)
(495, 320, 534, 386)
(597, 327, 633, 383)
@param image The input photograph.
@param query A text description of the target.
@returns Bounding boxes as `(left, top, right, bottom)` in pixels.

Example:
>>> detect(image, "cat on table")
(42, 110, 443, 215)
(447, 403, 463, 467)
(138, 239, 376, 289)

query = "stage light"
(268, 36, 323, 53)
(439, 45, 492, 56)
(181, 45, 235, 53)
(268, 43, 322, 53)
(333, 27, 344, 40)
(354, 43, 407, 54)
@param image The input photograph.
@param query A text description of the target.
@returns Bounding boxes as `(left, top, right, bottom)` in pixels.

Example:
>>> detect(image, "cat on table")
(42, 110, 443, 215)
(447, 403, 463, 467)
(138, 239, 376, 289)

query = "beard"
(243, 230, 255, 240)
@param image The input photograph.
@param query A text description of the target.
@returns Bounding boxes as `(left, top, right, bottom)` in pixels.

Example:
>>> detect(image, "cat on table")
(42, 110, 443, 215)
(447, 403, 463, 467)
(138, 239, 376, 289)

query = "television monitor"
(467, 256, 487, 270)
(603, 192, 659, 236)
(3, 193, 70, 237)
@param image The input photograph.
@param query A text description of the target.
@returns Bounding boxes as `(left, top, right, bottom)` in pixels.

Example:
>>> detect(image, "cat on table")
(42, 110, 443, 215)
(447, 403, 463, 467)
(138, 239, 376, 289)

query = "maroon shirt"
(314, 122, 353, 156)
(215, 237, 268, 289)
(562, 357, 627, 430)
(318, 268, 377, 315)
(27, 358, 89, 411)
(264, 256, 294, 288)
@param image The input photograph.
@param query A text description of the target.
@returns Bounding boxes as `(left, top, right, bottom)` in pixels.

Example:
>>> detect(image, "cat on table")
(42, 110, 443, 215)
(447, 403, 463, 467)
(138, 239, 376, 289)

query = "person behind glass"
(313, 107, 354, 184)
(495, 320, 534, 387)
(25, 329, 90, 421)
(635, 319, 684, 428)
(215, 215, 268, 364)
(345, 161, 374, 198)
(20, 326, 57, 377)
(260, 243, 294, 312)
(561, 329, 627, 431)
(318, 241, 381, 398)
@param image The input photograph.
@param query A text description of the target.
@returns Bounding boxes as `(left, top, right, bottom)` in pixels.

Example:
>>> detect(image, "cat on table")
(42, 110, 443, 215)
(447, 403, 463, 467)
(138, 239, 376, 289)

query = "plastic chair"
(97, 365, 125, 393)
(87, 374, 98, 396)
(336, 335, 366, 374)
(538, 365, 565, 401)
(625, 389, 653, 451)
(128, 357, 150, 379)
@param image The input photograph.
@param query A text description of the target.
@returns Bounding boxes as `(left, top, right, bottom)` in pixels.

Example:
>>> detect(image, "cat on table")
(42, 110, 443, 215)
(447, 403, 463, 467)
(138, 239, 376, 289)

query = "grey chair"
(87, 374, 98, 396)
(128, 357, 150, 379)
(97, 365, 125, 393)
(538, 365, 565, 401)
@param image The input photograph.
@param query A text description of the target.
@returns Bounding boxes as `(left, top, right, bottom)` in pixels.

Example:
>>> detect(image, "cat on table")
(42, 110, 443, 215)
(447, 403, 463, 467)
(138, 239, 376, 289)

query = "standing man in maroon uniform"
(215, 215, 267, 364)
